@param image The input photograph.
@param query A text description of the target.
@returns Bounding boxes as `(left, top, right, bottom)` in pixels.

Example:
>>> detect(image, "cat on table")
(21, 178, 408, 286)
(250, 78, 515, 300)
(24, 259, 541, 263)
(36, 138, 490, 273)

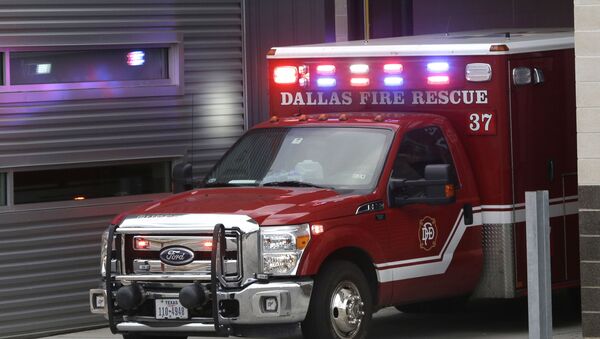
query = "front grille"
(120, 233, 241, 281)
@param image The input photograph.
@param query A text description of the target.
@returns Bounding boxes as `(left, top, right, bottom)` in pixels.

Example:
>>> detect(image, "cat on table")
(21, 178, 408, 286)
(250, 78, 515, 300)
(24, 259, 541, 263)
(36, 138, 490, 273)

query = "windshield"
(203, 127, 394, 192)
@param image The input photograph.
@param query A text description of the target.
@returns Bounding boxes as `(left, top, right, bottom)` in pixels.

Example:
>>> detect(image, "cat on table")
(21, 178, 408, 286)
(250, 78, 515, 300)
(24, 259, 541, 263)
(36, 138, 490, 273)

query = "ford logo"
(159, 247, 194, 266)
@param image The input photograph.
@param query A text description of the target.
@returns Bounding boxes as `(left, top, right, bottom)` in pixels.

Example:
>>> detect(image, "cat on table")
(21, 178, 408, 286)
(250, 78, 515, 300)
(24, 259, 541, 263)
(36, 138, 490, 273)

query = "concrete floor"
(43, 294, 582, 339)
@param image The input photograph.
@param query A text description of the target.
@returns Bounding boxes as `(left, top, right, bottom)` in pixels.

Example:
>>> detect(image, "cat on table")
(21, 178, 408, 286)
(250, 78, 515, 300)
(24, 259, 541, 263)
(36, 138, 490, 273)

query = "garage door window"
(10, 48, 168, 85)
(13, 162, 170, 204)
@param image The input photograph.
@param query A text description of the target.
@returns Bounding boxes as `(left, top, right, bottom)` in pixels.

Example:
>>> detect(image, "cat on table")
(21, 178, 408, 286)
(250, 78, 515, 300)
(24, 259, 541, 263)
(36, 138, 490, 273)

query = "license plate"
(155, 299, 188, 320)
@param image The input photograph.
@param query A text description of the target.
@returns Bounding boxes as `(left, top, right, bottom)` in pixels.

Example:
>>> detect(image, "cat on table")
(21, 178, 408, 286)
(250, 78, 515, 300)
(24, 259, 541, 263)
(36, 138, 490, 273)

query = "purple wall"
(412, 0, 573, 35)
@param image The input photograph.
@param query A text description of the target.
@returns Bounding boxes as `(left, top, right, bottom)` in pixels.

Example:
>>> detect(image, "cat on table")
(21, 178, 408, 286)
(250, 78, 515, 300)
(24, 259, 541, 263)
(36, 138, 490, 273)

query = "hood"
(125, 187, 371, 225)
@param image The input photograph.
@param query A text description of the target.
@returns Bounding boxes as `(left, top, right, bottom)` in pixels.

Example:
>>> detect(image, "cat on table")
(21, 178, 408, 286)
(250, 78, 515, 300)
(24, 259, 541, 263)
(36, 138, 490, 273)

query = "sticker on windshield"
(352, 173, 367, 180)
(291, 138, 303, 144)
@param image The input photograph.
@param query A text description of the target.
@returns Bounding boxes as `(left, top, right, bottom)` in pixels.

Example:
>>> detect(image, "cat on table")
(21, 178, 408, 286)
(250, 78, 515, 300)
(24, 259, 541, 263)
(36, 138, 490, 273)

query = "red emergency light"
(351, 77, 370, 86)
(427, 75, 450, 85)
(134, 238, 150, 250)
(201, 240, 213, 250)
(273, 66, 298, 84)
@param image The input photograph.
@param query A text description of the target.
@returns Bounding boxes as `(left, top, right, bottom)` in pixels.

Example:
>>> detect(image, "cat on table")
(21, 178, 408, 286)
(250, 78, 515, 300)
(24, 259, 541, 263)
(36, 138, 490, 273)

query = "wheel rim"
(329, 280, 365, 339)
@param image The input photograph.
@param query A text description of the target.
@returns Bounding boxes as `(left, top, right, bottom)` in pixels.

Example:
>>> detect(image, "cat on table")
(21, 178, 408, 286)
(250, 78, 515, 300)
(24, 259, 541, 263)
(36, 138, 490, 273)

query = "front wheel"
(301, 260, 373, 339)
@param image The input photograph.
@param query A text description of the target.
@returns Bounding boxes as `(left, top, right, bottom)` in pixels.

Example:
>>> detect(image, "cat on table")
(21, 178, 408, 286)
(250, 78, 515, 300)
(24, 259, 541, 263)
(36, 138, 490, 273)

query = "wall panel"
(0, 1, 244, 337)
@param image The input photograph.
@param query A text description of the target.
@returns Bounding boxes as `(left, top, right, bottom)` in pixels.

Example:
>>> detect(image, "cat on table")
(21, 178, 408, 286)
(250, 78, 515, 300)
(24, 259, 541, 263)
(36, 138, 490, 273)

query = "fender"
(297, 222, 385, 277)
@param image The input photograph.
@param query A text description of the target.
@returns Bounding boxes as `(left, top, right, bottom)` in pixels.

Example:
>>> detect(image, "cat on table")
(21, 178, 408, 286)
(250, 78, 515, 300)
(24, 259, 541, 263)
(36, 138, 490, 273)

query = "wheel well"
(320, 247, 379, 305)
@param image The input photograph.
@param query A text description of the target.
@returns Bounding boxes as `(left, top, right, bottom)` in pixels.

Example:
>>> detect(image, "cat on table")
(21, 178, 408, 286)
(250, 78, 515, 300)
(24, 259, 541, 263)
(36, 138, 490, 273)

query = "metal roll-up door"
(0, 1, 245, 337)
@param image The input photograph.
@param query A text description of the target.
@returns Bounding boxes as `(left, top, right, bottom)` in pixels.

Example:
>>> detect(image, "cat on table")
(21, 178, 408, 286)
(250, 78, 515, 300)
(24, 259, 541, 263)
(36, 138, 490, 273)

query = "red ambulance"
(90, 29, 578, 339)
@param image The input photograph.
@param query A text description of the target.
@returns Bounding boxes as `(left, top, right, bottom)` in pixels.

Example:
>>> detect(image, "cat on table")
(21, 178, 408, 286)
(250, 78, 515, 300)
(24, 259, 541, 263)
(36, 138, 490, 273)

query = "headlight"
(261, 224, 310, 276)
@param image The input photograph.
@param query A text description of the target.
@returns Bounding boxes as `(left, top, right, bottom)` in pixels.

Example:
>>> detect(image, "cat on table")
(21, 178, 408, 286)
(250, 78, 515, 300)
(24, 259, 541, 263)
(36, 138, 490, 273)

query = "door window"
(391, 126, 456, 197)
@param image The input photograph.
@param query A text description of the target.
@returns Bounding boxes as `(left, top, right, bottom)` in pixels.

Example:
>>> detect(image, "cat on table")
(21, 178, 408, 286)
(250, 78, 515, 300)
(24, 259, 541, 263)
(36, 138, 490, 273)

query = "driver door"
(382, 126, 470, 304)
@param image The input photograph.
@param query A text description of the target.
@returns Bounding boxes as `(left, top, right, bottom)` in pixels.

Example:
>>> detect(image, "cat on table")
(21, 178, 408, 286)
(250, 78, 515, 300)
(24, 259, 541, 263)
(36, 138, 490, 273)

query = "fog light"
(263, 296, 278, 313)
(116, 285, 145, 310)
(179, 283, 207, 310)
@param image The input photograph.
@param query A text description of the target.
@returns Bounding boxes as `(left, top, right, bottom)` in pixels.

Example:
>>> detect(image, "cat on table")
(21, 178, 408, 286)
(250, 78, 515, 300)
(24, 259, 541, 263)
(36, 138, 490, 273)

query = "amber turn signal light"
(445, 184, 455, 198)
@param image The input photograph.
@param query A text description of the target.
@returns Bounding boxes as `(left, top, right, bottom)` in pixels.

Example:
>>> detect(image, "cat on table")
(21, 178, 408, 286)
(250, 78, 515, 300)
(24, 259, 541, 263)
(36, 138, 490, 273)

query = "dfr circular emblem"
(419, 216, 438, 251)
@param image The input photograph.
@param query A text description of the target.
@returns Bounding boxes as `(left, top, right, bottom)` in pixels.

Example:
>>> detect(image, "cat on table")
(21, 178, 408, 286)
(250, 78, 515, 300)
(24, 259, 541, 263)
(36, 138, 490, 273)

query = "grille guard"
(104, 215, 260, 336)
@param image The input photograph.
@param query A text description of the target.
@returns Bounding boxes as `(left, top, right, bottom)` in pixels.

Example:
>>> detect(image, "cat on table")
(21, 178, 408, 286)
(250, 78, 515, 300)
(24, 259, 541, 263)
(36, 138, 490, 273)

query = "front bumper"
(90, 221, 313, 336)
(90, 280, 313, 333)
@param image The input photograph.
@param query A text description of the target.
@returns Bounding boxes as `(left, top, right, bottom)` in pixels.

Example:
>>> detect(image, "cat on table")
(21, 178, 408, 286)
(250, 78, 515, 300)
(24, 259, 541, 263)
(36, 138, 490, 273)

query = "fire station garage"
(0, 0, 598, 339)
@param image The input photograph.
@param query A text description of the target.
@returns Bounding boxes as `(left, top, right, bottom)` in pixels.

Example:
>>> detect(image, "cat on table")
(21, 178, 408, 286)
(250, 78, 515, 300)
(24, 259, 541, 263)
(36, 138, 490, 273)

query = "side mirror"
(172, 162, 193, 193)
(389, 164, 456, 207)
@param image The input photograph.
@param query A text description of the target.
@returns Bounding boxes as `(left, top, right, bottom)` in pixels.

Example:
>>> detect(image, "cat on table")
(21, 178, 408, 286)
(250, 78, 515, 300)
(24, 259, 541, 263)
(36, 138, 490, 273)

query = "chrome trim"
(89, 288, 107, 315)
(118, 213, 259, 234)
(217, 280, 313, 325)
(133, 259, 238, 274)
(116, 322, 216, 332)
(116, 213, 260, 288)
(355, 201, 384, 215)
(145, 291, 179, 299)
(115, 274, 211, 282)
(132, 235, 238, 252)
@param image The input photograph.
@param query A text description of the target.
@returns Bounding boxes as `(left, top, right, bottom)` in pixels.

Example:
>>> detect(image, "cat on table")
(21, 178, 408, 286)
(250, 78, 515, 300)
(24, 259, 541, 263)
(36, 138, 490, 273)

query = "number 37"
(468, 112, 496, 135)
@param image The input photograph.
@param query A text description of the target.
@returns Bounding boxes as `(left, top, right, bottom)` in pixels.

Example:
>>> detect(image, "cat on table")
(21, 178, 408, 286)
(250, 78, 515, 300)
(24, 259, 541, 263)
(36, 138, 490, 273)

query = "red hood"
(124, 187, 370, 225)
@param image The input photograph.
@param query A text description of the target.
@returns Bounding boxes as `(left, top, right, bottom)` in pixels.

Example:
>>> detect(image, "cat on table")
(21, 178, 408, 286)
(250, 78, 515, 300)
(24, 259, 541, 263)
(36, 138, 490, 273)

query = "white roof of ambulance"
(268, 28, 574, 58)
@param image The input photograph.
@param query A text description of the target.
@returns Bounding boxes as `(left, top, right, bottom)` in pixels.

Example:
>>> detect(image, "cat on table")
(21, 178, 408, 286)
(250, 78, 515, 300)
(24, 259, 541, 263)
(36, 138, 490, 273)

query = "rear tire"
(301, 260, 373, 339)
(122, 334, 187, 339)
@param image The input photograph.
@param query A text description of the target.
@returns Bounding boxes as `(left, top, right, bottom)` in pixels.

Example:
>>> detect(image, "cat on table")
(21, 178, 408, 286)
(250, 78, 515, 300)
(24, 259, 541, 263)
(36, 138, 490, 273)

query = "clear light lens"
(383, 63, 403, 73)
(427, 75, 450, 85)
(316, 65, 336, 75)
(274, 66, 298, 84)
(427, 62, 449, 73)
(263, 253, 299, 275)
(384, 76, 404, 86)
(263, 233, 295, 251)
(317, 77, 336, 87)
(261, 224, 310, 275)
(350, 64, 369, 74)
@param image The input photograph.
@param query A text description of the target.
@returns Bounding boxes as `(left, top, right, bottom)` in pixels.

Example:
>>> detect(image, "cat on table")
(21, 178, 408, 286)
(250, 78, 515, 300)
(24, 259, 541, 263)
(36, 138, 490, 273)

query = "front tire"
(301, 260, 373, 339)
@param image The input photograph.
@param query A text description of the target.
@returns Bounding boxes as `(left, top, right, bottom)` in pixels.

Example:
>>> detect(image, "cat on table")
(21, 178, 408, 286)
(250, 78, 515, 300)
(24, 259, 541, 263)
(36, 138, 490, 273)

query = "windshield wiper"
(203, 182, 252, 188)
(262, 181, 332, 189)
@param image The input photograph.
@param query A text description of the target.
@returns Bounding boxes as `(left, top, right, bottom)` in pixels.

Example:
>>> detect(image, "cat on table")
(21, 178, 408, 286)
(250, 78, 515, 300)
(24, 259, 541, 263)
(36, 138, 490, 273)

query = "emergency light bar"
(272, 61, 490, 88)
